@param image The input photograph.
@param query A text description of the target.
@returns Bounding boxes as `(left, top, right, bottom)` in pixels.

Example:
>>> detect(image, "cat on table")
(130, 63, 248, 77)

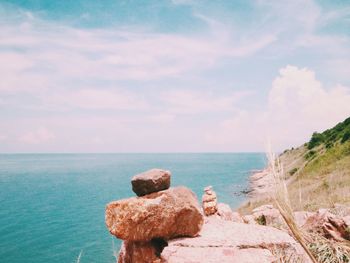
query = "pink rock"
(216, 203, 244, 223)
(106, 187, 203, 241)
(243, 215, 257, 225)
(161, 217, 310, 262)
(293, 211, 315, 227)
(162, 246, 274, 263)
(118, 240, 162, 263)
(343, 215, 350, 228)
(304, 209, 350, 241)
(252, 205, 285, 227)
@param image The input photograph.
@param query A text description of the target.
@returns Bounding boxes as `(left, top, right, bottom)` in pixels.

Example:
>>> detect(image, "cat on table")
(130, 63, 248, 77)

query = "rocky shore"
(246, 168, 275, 199)
(103, 168, 349, 262)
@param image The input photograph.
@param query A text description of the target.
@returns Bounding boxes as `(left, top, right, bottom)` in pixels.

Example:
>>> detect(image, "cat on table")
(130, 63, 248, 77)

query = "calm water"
(0, 153, 266, 263)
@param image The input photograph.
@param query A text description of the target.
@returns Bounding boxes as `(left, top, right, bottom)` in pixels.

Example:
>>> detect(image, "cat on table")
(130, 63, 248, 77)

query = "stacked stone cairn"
(105, 169, 204, 263)
(202, 185, 218, 216)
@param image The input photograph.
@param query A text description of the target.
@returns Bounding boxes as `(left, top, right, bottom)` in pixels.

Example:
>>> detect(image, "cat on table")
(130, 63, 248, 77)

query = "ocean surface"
(0, 153, 266, 263)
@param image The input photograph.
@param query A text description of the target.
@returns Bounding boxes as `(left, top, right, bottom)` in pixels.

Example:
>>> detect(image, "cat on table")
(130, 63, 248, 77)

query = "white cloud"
(44, 89, 149, 111)
(18, 128, 55, 144)
(0, 13, 276, 95)
(268, 65, 350, 125)
(206, 65, 350, 151)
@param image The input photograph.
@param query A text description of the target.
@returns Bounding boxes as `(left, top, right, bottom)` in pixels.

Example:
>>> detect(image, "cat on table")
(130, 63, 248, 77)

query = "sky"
(0, 0, 350, 153)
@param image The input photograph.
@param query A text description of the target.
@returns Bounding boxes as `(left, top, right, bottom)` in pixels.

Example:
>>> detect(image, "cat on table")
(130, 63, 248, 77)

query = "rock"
(216, 203, 233, 220)
(231, 211, 244, 223)
(333, 203, 350, 217)
(343, 215, 350, 228)
(162, 246, 274, 263)
(106, 187, 203, 241)
(202, 186, 218, 216)
(161, 217, 310, 263)
(242, 215, 257, 225)
(293, 211, 315, 227)
(131, 169, 171, 196)
(303, 209, 350, 241)
(118, 240, 165, 263)
(252, 204, 285, 228)
(216, 203, 243, 223)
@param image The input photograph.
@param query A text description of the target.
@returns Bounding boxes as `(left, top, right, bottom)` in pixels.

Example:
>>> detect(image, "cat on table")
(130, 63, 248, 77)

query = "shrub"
(305, 150, 316, 160)
(308, 132, 324, 149)
(341, 131, 350, 144)
(289, 168, 298, 176)
(255, 215, 266, 225)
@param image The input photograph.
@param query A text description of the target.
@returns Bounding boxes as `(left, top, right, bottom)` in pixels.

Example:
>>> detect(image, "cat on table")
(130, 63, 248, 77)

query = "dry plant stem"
(275, 202, 318, 263)
(269, 152, 318, 263)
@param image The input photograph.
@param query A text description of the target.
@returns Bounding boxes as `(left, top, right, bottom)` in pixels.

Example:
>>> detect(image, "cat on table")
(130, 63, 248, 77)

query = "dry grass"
(308, 234, 350, 263)
(268, 151, 350, 263)
(288, 154, 350, 212)
(239, 142, 350, 214)
(271, 246, 305, 263)
(268, 151, 318, 263)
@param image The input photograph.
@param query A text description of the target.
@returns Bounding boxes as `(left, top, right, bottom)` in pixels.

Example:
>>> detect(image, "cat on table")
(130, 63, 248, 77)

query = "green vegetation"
(304, 150, 316, 160)
(288, 116, 350, 211)
(289, 167, 298, 176)
(255, 215, 266, 225)
(240, 116, 350, 213)
(308, 117, 350, 150)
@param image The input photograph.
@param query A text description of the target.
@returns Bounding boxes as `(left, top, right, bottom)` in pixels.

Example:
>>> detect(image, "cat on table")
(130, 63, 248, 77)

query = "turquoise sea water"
(0, 153, 266, 263)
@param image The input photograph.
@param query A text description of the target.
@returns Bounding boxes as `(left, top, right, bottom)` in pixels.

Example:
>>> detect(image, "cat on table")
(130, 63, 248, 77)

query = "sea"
(0, 153, 266, 263)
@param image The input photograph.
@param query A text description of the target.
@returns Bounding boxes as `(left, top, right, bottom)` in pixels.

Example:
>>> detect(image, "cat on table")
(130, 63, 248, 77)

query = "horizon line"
(0, 151, 268, 154)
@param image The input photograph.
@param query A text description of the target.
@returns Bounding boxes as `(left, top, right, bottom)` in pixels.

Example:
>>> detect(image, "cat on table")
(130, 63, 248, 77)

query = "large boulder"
(106, 187, 203, 241)
(161, 217, 310, 263)
(131, 169, 171, 196)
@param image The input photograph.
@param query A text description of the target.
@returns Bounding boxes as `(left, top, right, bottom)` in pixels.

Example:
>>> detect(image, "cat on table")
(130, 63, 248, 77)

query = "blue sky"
(0, 0, 350, 152)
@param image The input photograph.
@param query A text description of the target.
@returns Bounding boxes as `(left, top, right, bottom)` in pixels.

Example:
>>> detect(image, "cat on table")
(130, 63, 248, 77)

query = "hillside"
(241, 116, 350, 213)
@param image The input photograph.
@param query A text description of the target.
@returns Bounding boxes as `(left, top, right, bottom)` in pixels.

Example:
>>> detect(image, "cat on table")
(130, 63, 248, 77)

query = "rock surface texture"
(202, 186, 218, 216)
(106, 186, 203, 241)
(131, 169, 171, 196)
(118, 241, 162, 263)
(161, 217, 310, 263)
(252, 204, 285, 228)
(216, 203, 244, 223)
(303, 208, 350, 241)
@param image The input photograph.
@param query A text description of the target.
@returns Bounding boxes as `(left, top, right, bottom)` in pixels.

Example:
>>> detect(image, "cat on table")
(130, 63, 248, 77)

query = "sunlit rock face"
(106, 186, 203, 242)
(161, 217, 310, 263)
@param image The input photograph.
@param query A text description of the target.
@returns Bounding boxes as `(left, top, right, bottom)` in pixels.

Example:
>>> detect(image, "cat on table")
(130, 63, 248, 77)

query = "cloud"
(18, 128, 55, 144)
(1, 1, 350, 152)
(206, 65, 350, 151)
(0, 10, 276, 95)
(160, 90, 251, 115)
(268, 65, 350, 124)
(44, 89, 149, 111)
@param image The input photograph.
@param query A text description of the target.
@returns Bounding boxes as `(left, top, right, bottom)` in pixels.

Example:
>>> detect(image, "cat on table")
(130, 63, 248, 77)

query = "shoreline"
(237, 168, 275, 211)
(247, 168, 275, 199)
